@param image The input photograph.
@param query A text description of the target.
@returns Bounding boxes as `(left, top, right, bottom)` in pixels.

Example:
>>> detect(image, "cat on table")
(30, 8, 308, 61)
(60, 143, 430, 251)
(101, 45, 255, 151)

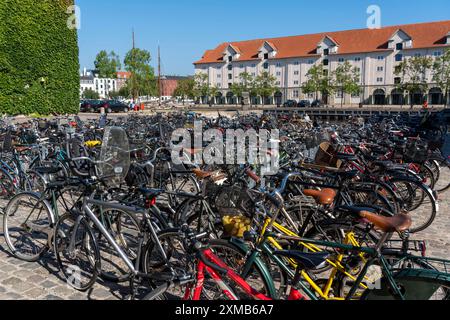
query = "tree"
(124, 48, 157, 101)
(118, 86, 130, 99)
(230, 83, 245, 106)
(231, 72, 254, 106)
(254, 72, 278, 106)
(432, 48, 450, 108)
(332, 61, 361, 107)
(173, 78, 195, 104)
(395, 56, 433, 109)
(194, 73, 210, 103)
(209, 85, 219, 105)
(94, 50, 121, 78)
(108, 91, 121, 99)
(82, 89, 99, 100)
(302, 64, 334, 103)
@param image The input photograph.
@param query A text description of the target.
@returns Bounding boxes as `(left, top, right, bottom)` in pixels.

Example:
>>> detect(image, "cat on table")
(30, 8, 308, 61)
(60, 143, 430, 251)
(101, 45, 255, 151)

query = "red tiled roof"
(117, 71, 131, 78)
(194, 20, 450, 65)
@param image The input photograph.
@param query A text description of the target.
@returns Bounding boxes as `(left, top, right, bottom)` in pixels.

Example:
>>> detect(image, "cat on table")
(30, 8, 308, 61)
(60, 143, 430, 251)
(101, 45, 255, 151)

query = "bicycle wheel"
(142, 229, 191, 300)
(53, 213, 100, 291)
(389, 178, 437, 233)
(199, 239, 279, 300)
(3, 192, 53, 261)
(94, 208, 142, 283)
(0, 167, 16, 200)
(430, 157, 450, 193)
(361, 273, 450, 300)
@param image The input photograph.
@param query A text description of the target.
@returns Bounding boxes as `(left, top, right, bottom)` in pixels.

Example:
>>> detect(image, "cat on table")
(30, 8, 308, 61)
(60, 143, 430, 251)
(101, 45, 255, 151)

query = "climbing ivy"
(0, 0, 79, 115)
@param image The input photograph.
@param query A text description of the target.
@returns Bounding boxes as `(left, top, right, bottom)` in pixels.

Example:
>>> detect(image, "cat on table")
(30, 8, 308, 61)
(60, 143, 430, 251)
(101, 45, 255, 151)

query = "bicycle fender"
(228, 237, 278, 299)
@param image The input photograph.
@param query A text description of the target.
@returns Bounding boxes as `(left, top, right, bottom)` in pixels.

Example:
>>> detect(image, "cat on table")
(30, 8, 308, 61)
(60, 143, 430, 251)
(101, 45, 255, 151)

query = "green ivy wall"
(0, 0, 79, 115)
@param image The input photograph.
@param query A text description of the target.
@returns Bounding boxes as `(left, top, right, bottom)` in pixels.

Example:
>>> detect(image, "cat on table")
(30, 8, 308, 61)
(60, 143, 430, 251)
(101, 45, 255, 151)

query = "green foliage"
(302, 64, 334, 101)
(194, 73, 210, 98)
(82, 89, 100, 100)
(94, 50, 121, 78)
(395, 56, 433, 106)
(173, 78, 195, 103)
(254, 72, 278, 104)
(0, 0, 80, 115)
(432, 48, 450, 106)
(332, 61, 361, 106)
(124, 48, 157, 99)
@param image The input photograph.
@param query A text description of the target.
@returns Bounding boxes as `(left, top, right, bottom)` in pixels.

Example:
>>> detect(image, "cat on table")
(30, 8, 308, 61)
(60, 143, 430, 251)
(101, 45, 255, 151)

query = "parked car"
(283, 100, 298, 108)
(298, 100, 311, 108)
(80, 99, 103, 113)
(311, 100, 323, 108)
(101, 100, 130, 113)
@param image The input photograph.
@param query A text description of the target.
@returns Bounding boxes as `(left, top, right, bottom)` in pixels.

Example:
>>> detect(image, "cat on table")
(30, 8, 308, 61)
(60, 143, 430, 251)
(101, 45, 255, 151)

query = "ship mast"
(158, 45, 162, 106)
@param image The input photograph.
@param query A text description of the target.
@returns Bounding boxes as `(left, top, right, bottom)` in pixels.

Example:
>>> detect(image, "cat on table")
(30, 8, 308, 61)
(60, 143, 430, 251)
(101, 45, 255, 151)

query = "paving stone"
(2, 277, 23, 286)
(23, 287, 47, 299)
(41, 280, 58, 289)
(44, 294, 64, 300)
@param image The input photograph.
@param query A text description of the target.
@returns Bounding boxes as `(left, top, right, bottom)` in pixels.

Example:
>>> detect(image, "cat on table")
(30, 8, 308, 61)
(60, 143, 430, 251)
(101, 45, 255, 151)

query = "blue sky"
(76, 0, 450, 76)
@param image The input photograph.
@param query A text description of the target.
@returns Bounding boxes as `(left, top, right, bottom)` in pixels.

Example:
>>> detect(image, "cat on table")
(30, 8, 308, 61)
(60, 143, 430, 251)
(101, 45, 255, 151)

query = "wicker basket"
(314, 142, 342, 169)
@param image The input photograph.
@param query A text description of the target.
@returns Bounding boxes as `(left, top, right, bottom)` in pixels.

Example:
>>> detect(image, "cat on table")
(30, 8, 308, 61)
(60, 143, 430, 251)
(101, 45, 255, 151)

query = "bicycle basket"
(314, 142, 342, 168)
(98, 127, 130, 187)
(212, 184, 256, 218)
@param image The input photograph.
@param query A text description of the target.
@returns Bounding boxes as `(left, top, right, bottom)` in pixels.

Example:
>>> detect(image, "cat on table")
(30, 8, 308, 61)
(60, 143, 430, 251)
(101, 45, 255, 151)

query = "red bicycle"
(144, 227, 308, 301)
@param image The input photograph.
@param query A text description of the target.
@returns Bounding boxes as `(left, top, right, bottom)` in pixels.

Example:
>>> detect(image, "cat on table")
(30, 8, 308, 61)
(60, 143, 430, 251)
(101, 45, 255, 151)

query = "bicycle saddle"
(359, 211, 412, 233)
(303, 188, 337, 205)
(273, 251, 330, 270)
(137, 187, 165, 198)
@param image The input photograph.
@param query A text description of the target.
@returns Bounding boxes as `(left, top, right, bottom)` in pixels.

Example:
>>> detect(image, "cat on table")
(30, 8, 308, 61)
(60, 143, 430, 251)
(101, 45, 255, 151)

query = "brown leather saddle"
(303, 189, 337, 205)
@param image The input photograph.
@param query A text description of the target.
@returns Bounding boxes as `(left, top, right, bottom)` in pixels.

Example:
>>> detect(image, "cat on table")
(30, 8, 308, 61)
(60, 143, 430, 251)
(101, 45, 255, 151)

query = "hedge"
(0, 0, 80, 115)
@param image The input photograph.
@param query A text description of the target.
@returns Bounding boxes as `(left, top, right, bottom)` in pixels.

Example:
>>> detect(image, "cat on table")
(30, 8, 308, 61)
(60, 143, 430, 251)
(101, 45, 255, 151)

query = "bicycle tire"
(3, 192, 54, 261)
(53, 213, 100, 291)
(388, 177, 437, 233)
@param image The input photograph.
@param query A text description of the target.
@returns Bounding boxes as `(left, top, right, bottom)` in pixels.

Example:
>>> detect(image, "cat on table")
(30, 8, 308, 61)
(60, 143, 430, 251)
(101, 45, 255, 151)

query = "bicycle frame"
(184, 248, 306, 301)
(80, 198, 172, 278)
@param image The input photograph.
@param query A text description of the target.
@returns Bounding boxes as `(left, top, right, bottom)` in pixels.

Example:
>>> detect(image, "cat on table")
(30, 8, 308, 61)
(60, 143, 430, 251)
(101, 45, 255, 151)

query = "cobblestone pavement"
(0, 187, 449, 300)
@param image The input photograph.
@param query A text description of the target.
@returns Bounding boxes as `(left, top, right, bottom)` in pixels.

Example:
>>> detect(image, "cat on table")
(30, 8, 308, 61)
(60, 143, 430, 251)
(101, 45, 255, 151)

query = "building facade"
(79, 68, 117, 99)
(116, 71, 131, 91)
(194, 21, 450, 106)
(160, 76, 189, 101)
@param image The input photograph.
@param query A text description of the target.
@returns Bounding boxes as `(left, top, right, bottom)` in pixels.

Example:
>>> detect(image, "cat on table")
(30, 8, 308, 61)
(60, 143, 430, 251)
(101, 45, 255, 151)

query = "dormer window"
(389, 29, 412, 50)
(228, 56, 233, 62)
(318, 36, 339, 55)
(259, 41, 277, 60)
